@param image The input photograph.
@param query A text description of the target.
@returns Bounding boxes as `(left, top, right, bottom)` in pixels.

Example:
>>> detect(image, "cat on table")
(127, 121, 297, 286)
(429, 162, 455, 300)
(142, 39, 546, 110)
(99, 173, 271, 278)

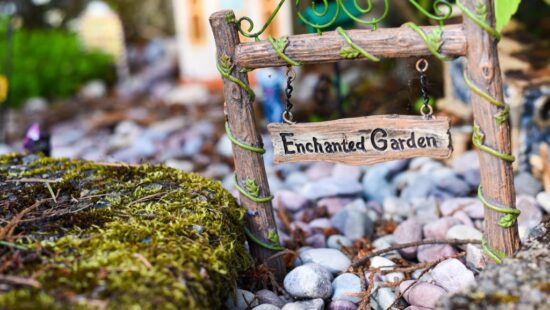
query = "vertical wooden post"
(210, 10, 286, 278)
(463, 0, 520, 256)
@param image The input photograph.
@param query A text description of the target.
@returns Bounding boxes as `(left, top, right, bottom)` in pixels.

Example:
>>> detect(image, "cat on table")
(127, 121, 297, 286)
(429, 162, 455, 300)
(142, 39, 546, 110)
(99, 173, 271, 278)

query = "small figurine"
(256, 68, 285, 123)
(23, 123, 51, 156)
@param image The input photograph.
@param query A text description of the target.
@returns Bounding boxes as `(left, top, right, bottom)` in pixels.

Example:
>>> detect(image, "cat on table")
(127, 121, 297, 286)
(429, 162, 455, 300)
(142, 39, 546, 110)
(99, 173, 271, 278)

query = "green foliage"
(495, 0, 521, 32)
(0, 154, 252, 309)
(0, 20, 115, 108)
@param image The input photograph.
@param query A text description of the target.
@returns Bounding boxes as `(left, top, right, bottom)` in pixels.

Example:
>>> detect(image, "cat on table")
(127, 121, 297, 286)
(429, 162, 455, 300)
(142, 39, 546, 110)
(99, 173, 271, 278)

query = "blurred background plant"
(0, 18, 115, 108)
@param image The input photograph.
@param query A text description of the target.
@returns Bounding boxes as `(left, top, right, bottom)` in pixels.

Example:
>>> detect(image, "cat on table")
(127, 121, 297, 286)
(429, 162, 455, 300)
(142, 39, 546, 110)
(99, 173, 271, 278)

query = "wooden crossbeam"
(235, 24, 466, 69)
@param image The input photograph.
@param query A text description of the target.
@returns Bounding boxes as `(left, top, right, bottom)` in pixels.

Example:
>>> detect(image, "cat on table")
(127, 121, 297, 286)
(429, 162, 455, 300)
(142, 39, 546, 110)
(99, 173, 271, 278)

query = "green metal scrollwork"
(234, 0, 287, 41)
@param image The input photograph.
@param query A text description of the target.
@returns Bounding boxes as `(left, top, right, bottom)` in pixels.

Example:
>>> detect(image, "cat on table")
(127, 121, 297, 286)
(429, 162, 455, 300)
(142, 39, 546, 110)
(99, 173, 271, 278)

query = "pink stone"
(423, 217, 460, 240)
(392, 218, 423, 259)
(399, 280, 447, 309)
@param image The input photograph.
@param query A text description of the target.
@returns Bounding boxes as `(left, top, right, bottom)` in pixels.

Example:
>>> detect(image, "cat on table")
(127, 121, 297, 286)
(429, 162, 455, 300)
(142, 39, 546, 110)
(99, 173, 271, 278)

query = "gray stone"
(536, 192, 550, 213)
(417, 244, 457, 263)
(465, 244, 486, 270)
(362, 165, 396, 203)
(332, 164, 362, 180)
(370, 287, 395, 310)
(216, 135, 233, 158)
(299, 249, 351, 274)
(306, 162, 334, 180)
(256, 290, 285, 308)
(515, 172, 543, 196)
(253, 305, 280, 310)
(283, 264, 333, 299)
(300, 177, 362, 200)
(225, 289, 259, 310)
(452, 151, 480, 173)
(399, 280, 447, 309)
(432, 168, 472, 197)
(423, 217, 460, 239)
(330, 200, 374, 241)
(383, 197, 412, 220)
(400, 174, 434, 200)
(282, 298, 324, 310)
(393, 218, 423, 259)
(305, 233, 326, 248)
(430, 258, 475, 293)
(285, 171, 309, 189)
(317, 197, 354, 216)
(517, 195, 543, 230)
(372, 235, 394, 251)
(327, 300, 357, 310)
(452, 211, 475, 227)
(275, 190, 309, 212)
(327, 235, 353, 250)
(331, 273, 362, 303)
(446, 225, 482, 242)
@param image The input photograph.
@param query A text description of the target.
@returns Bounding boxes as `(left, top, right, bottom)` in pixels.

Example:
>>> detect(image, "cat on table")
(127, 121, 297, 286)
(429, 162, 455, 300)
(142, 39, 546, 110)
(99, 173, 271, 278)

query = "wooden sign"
(268, 115, 452, 165)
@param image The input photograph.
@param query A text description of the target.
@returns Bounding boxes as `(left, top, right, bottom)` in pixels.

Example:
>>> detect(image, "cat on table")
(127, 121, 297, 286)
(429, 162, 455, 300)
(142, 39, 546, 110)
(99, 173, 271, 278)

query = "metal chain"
(416, 58, 433, 119)
(283, 66, 296, 124)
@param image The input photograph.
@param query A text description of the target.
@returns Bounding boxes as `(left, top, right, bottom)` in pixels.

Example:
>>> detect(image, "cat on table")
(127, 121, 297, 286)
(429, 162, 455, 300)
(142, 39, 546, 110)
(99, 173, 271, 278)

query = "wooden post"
(463, 0, 520, 256)
(209, 10, 286, 278)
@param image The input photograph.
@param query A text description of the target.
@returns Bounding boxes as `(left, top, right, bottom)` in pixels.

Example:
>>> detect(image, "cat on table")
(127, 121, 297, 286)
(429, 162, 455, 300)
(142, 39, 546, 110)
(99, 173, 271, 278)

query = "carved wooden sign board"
(268, 115, 452, 165)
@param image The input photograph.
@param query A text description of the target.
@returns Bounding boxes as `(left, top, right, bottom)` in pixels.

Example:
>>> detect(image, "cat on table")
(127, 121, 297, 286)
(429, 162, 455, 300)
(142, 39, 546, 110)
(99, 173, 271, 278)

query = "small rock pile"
(225, 153, 549, 310)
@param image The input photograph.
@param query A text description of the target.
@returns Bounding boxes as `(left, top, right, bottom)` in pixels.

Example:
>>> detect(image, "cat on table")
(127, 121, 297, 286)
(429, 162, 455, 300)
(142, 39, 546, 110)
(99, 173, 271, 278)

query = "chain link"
(416, 58, 433, 119)
(283, 66, 296, 124)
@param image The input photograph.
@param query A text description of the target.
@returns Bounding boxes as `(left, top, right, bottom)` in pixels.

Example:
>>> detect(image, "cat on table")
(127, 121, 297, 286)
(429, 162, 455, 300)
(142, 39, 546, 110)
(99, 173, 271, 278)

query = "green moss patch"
(0, 154, 252, 309)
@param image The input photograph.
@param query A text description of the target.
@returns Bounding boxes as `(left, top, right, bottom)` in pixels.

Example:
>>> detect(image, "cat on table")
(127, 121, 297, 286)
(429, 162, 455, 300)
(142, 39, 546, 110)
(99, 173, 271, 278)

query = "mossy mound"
(0, 154, 252, 309)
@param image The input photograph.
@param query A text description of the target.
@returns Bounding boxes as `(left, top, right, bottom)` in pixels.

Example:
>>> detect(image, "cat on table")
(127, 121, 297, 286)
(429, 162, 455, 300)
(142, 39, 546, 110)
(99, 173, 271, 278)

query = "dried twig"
(351, 238, 480, 268)
(0, 199, 47, 241)
(0, 274, 41, 288)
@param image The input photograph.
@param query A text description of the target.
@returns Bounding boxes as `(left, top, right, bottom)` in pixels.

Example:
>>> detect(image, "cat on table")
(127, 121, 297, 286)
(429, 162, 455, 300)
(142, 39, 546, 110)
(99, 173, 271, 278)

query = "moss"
(0, 154, 252, 309)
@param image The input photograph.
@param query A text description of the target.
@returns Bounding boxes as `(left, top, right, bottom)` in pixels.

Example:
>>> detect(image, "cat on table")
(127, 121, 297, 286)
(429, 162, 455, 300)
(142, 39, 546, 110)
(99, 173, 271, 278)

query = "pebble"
(362, 165, 396, 203)
(327, 235, 353, 250)
(317, 197, 354, 216)
(299, 249, 351, 274)
(306, 162, 334, 180)
(285, 172, 309, 189)
(215, 134, 233, 158)
(282, 298, 324, 310)
(430, 258, 475, 293)
(417, 244, 457, 262)
(164, 159, 194, 172)
(536, 192, 550, 213)
(332, 164, 362, 180)
(392, 218, 423, 259)
(515, 172, 543, 196)
(423, 217, 460, 239)
(283, 264, 333, 299)
(452, 210, 475, 227)
(328, 300, 357, 310)
(225, 289, 259, 310)
(300, 177, 362, 200)
(256, 289, 285, 308)
(253, 305, 280, 310)
(331, 273, 362, 303)
(372, 235, 394, 251)
(399, 280, 447, 309)
(275, 190, 309, 212)
(404, 306, 431, 310)
(432, 168, 471, 197)
(370, 287, 395, 310)
(517, 195, 543, 230)
(383, 197, 412, 220)
(465, 244, 486, 270)
(400, 174, 434, 201)
(309, 218, 332, 231)
(370, 256, 404, 282)
(446, 224, 482, 241)
(330, 200, 374, 241)
(305, 233, 326, 248)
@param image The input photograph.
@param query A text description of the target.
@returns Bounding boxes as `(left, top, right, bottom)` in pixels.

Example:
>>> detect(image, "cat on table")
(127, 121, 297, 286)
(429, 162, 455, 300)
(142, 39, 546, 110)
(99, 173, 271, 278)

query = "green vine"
(224, 122, 266, 154)
(457, 0, 501, 40)
(233, 175, 273, 203)
(244, 227, 284, 251)
(463, 71, 509, 124)
(216, 53, 256, 101)
(404, 22, 450, 61)
(477, 186, 521, 228)
(408, 0, 453, 26)
(336, 26, 380, 61)
(267, 36, 303, 66)
(481, 238, 506, 264)
(472, 124, 515, 162)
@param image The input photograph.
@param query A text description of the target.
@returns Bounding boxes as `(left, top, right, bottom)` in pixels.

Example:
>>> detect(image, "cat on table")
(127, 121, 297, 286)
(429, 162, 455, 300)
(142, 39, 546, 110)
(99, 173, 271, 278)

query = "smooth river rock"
(331, 273, 362, 303)
(393, 218, 423, 259)
(429, 258, 475, 293)
(399, 280, 447, 309)
(299, 248, 351, 274)
(283, 264, 333, 299)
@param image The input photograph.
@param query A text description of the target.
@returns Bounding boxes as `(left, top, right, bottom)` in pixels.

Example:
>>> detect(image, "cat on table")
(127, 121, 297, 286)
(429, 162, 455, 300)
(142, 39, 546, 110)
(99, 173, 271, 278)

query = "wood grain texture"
(269, 115, 452, 165)
(235, 24, 466, 69)
(209, 10, 286, 279)
(463, 0, 520, 256)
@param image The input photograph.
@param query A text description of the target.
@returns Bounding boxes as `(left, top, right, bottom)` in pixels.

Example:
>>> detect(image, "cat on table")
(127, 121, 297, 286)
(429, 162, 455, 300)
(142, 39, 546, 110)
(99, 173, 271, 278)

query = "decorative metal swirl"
(234, 0, 287, 41)
(296, 0, 390, 33)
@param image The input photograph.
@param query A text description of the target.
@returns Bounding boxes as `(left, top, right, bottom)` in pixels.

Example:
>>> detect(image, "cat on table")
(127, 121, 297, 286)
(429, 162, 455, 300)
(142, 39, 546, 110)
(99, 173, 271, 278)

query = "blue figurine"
(256, 68, 285, 123)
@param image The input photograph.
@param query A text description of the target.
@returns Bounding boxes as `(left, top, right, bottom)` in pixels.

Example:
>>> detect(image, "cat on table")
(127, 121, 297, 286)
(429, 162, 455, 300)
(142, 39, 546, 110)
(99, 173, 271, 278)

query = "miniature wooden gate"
(210, 0, 520, 278)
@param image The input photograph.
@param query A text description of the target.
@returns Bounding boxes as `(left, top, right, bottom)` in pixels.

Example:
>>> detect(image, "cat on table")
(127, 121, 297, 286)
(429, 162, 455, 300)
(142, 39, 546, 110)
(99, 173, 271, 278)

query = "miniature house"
(172, 0, 293, 83)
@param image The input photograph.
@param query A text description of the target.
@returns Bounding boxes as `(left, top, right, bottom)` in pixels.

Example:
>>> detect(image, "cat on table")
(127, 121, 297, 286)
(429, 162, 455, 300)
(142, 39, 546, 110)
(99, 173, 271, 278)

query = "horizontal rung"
(235, 24, 466, 69)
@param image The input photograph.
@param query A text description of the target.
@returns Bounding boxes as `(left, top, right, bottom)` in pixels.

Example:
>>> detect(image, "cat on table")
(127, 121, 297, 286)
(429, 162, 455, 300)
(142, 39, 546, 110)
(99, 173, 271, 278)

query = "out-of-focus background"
(0, 0, 548, 186)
